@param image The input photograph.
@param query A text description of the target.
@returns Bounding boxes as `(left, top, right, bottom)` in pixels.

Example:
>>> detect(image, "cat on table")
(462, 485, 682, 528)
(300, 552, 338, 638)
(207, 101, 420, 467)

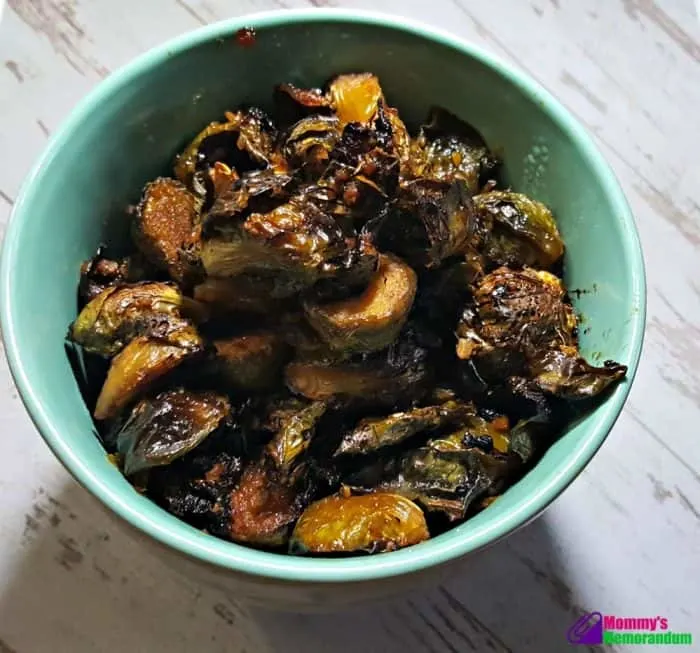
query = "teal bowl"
(0, 9, 645, 607)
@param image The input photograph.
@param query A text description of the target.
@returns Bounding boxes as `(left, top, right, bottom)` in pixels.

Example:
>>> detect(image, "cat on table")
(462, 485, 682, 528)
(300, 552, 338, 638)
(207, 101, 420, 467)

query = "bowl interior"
(1, 11, 645, 583)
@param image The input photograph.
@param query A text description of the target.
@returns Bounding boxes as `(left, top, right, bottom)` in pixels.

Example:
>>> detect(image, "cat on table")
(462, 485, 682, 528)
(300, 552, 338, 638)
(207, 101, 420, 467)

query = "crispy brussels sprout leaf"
(175, 109, 285, 185)
(116, 388, 230, 475)
(69, 282, 197, 357)
(304, 254, 417, 355)
(289, 492, 428, 554)
(228, 460, 305, 547)
(94, 328, 202, 420)
(266, 400, 327, 471)
(335, 401, 475, 456)
(529, 347, 627, 400)
(133, 178, 203, 284)
(78, 249, 137, 306)
(213, 332, 289, 391)
(283, 114, 342, 172)
(474, 191, 564, 268)
(407, 107, 498, 193)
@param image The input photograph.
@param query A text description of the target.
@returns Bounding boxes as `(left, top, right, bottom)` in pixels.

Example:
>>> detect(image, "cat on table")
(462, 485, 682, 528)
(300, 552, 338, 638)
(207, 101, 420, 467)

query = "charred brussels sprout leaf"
(335, 401, 475, 456)
(304, 254, 417, 355)
(474, 191, 564, 269)
(94, 328, 203, 420)
(69, 282, 200, 357)
(116, 388, 230, 475)
(529, 347, 627, 400)
(175, 109, 286, 185)
(289, 492, 428, 554)
(133, 178, 203, 285)
(266, 400, 327, 470)
(283, 114, 342, 172)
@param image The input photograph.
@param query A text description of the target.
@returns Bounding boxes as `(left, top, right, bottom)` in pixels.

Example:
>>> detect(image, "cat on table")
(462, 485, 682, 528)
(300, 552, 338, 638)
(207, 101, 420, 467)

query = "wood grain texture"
(0, 0, 698, 651)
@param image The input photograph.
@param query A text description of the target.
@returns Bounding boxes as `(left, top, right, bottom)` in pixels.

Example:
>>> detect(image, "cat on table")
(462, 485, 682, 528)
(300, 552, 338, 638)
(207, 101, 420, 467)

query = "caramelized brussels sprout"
(285, 334, 431, 405)
(266, 400, 327, 470)
(201, 188, 349, 283)
(334, 401, 475, 456)
(348, 446, 503, 521)
(289, 492, 428, 554)
(407, 107, 499, 193)
(78, 249, 132, 305)
(116, 388, 230, 475)
(94, 327, 203, 420)
(304, 254, 417, 355)
(175, 109, 286, 185)
(474, 191, 564, 268)
(382, 179, 475, 268)
(228, 460, 306, 547)
(133, 178, 203, 284)
(213, 332, 289, 391)
(69, 282, 199, 357)
(456, 267, 577, 362)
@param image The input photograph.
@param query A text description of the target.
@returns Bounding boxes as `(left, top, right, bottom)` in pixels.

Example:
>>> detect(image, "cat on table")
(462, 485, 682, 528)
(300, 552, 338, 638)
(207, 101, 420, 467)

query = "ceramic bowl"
(0, 9, 645, 609)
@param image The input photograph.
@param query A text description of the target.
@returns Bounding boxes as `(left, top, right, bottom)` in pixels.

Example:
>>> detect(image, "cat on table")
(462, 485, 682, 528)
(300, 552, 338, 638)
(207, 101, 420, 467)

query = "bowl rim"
(0, 8, 646, 584)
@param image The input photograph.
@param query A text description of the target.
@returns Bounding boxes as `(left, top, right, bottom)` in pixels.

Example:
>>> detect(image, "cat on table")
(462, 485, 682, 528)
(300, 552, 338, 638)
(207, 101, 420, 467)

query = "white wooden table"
(1, 1, 699, 651)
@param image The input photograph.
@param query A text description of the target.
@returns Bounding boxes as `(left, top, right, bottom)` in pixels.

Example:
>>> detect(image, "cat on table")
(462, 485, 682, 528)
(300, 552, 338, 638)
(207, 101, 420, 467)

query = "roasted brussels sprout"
(67, 73, 628, 557)
(381, 179, 475, 268)
(334, 400, 475, 456)
(474, 191, 564, 268)
(69, 282, 201, 357)
(94, 327, 203, 420)
(133, 178, 203, 285)
(285, 333, 431, 405)
(201, 188, 350, 283)
(116, 388, 230, 475)
(304, 254, 417, 355)
(228, 459, 308, 547)
(406, 107, 499, 193)
(289, 492, 429, 554)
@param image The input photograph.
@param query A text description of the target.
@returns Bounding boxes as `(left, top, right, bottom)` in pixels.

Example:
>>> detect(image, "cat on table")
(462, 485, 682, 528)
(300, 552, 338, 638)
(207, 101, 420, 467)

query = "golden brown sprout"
(133, 178, 202, 284)
(69, 282, 194, 357)
(304, 254, 417, 355)
(94, 328, 202, 420)
(228, 461, 303, 547)
(289, 492, 429, 554)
